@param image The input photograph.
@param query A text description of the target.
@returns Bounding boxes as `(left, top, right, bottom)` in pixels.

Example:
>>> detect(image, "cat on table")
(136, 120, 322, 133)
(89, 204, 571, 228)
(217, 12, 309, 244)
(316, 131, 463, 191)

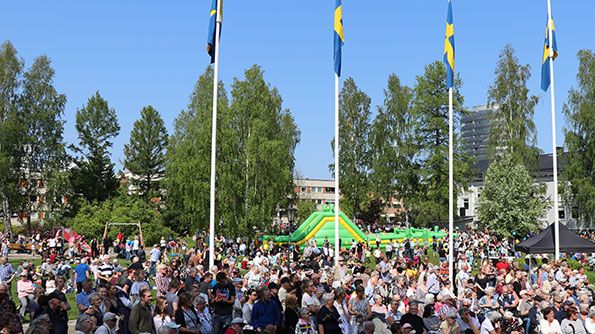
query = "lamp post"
(287, 206, 297, 269)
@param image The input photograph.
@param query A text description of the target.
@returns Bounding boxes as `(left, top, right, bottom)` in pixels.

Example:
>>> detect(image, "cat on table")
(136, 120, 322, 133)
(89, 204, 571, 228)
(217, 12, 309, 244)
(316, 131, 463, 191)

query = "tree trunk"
(2, 199, 12, 240)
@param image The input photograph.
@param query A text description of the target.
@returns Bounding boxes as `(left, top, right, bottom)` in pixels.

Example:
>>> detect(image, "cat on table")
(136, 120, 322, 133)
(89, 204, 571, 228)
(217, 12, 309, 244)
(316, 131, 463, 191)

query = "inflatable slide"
(263, 205, 446, 249)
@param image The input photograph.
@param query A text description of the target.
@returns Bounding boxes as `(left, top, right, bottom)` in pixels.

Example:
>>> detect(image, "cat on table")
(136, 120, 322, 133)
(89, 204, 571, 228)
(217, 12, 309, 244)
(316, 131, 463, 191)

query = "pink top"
(17, 280, 34, 298)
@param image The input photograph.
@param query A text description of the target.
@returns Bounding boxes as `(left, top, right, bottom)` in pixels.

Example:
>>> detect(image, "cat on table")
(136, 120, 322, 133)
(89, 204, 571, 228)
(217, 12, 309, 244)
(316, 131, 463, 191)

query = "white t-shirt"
(584, 317, 595, 334)
(480, 318, 496, 334)
(539, 319, 562, 334)
(301, 292, 321, 310)
(150, 248, 161, 262)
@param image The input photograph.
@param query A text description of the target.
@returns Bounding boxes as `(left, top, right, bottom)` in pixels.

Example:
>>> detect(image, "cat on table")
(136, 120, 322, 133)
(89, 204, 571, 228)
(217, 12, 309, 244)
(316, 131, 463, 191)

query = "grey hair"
(321, 293, 334, 303)
(298, 307, 310, 317)
(195, 295, 207, 305)
(75, 314, 94, 331)
(158, 327, 172, 334)
(589, 306, 595, 318)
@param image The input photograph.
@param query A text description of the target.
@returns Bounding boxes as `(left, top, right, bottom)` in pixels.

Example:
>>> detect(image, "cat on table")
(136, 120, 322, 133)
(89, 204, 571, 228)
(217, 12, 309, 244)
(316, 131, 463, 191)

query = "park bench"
(8, 243, 39, 253)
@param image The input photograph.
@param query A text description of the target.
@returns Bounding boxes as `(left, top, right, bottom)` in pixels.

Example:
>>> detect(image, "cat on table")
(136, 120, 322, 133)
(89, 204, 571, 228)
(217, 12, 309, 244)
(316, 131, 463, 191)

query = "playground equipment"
(263, 205, 446, 249)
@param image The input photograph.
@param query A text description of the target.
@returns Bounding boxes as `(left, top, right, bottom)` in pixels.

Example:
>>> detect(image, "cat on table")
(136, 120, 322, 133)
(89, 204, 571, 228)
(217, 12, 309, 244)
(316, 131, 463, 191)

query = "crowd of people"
(0, 228, 593, 334)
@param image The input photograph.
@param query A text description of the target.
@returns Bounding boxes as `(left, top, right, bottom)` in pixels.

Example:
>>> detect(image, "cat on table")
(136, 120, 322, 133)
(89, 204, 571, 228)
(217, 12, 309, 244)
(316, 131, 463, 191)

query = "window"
(300, 187, 307, 193)
(558, 210, 565, 219)
(325, 187, 335, 193)
(463, 199, 469, 210)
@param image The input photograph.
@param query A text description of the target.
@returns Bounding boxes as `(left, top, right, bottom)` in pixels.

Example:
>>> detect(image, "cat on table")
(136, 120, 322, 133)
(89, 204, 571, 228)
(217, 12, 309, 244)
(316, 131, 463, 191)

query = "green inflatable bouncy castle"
(263, 205, 446, 249)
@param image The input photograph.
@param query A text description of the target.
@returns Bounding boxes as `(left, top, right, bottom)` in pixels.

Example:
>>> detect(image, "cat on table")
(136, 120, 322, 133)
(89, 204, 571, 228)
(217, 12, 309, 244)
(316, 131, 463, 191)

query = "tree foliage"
(369, 74, 414, 216)
(124, 105, 168, 199)
(227, 65, 300, 233)
(296, 200, 318, 223)
(487, 44, 540, 168)
(407, 61, 473, 226)
(330, 77, 372, 221)
(70, 192, 174, 246)
(164, 66, 229, 234)
(19, 55, 66, 230)
(562, 49, 595, 226)
(0, 41, 24, 237)
(71, 92, 120, 202)
(477, 154, 549, 238)
(165, 66, 300, 235)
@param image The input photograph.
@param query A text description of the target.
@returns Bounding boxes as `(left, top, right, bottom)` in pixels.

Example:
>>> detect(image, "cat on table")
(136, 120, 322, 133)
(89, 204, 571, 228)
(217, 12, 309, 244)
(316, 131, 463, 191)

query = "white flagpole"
(208, 0, 222, 271)
(334, 73, 340, 266)
(547, 0, 560, 261)
(448, 87, 454, 288)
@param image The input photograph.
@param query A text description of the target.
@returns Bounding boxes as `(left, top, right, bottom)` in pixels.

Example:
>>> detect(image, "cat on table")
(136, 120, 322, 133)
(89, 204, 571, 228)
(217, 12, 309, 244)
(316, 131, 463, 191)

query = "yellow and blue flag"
(207, 0, 221, 64)
(443, 0, 455, 89)
(541, 17, 558, 91)
(334, 0, 344, 77)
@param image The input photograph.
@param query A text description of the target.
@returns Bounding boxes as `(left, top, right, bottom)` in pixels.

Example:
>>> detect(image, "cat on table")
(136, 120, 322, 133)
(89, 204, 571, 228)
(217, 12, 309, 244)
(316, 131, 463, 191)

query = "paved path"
(7, 253, 41, 261)
(23, 319, 76, 332)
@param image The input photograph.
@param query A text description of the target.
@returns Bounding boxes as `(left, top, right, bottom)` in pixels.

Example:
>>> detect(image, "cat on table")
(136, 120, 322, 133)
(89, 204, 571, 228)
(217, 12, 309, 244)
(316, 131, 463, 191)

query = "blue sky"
(1, 1, 593, 179)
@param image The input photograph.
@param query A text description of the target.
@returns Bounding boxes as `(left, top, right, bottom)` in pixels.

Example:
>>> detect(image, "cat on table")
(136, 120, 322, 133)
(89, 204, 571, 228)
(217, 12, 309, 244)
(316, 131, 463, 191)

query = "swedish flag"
(541, 17, 558, 92)
(334, 0, 344, 77)
(207, 0, 221, 64)
(443, 0, 455, 89)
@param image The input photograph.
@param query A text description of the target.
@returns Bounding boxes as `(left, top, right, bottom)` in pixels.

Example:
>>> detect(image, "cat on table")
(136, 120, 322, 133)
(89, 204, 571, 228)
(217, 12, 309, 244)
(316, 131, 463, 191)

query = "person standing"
(150, 245, 161, 276)
(251, 286, 282, 332)
(211, 271, 236, 334)
(317, 293, 342, 334)
(174, 292, 200, 334)
(40, 291, 69, 334)
(129, 289, 156, 334)
(74, 258, 91, 293)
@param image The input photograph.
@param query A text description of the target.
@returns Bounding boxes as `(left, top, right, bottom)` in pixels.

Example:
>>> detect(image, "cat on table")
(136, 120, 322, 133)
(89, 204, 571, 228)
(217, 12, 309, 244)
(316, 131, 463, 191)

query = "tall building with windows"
(460, 105, 494, 161)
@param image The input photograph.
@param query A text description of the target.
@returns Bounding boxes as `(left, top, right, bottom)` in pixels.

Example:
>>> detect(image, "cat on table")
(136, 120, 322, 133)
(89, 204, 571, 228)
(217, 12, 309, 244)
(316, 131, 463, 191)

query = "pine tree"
(124, 106, 168, 200)
(408, 61, 473, 226)
(71, 92, 120, 202)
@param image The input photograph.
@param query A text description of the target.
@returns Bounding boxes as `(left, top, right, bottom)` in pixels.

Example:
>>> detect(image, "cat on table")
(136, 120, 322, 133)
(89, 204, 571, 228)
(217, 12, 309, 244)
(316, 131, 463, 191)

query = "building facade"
(460, 105, 493, 161)
(293, 178, 406, 223)
(293, 178, 336, 208)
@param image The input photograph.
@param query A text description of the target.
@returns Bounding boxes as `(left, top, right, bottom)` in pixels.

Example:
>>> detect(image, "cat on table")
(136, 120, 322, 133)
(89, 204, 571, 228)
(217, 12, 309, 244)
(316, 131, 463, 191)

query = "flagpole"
(448, 87, 454, 288)
(208, 0, 222, 271)
(334, 73, 340, 266)
(547, 0, 560, 261)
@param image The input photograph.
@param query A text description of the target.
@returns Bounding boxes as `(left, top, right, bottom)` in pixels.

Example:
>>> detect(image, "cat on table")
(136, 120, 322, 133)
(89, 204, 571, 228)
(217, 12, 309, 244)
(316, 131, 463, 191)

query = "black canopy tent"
(516, 223, 595, 254)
